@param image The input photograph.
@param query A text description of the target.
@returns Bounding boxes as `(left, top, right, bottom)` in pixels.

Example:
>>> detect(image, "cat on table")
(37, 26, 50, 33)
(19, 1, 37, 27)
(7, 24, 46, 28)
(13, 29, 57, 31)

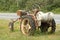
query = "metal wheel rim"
(21, 18, 31, 35)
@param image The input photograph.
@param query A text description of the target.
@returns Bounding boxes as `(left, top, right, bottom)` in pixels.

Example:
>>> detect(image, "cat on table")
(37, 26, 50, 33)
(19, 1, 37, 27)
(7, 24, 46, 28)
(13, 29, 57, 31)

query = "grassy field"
(0, 19, 60, 40)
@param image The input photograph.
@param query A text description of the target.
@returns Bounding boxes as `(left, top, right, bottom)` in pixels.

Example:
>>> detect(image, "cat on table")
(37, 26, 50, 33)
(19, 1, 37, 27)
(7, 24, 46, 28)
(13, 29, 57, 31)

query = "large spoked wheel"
(21, 18, 31, 35)
(20, 15, 36, 35)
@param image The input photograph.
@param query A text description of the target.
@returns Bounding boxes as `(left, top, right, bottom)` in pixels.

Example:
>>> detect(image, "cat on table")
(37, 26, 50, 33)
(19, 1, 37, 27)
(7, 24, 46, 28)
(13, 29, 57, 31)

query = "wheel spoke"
(21, 19, 31, 35)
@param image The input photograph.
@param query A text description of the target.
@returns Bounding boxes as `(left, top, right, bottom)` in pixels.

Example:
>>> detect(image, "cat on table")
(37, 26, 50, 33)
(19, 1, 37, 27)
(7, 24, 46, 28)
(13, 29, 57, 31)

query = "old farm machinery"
(16, 9, 56, 35)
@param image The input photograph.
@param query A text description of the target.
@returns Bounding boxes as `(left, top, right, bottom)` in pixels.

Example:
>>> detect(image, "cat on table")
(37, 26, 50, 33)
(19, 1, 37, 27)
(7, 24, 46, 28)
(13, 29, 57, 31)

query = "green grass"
(0, 19, 60, 40)
(52, 8, 60, 14)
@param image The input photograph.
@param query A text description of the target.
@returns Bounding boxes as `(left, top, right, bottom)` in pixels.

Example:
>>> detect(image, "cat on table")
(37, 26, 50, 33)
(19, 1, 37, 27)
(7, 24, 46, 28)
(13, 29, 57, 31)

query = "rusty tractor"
(16, 9, 56, 35)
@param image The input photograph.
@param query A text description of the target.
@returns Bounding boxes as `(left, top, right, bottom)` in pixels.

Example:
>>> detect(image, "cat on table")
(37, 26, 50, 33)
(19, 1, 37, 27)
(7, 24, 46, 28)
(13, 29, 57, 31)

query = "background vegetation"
(0, 0, 60, 13)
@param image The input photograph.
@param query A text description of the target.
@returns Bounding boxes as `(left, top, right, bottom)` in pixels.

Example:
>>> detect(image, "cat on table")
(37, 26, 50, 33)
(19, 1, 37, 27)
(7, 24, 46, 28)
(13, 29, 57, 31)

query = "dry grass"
(0, 19, 60, 40)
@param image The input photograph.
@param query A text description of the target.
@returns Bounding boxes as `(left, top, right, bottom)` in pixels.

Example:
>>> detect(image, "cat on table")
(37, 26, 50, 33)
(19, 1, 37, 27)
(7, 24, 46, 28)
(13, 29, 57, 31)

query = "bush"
(52, 8, 60, 14)
(0, 0, 60, 13)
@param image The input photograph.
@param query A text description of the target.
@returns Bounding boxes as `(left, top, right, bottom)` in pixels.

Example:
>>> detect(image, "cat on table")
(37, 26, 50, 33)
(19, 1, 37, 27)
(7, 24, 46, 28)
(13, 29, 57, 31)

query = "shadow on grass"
(31, 30, 60, 37)
(30, 30, 56, 37)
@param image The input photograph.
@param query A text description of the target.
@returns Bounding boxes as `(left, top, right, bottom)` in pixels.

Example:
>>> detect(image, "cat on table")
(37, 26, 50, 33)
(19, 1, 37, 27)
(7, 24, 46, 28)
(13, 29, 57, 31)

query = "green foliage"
(0, 0, 60, 13)
(52, 8, 60, 14)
